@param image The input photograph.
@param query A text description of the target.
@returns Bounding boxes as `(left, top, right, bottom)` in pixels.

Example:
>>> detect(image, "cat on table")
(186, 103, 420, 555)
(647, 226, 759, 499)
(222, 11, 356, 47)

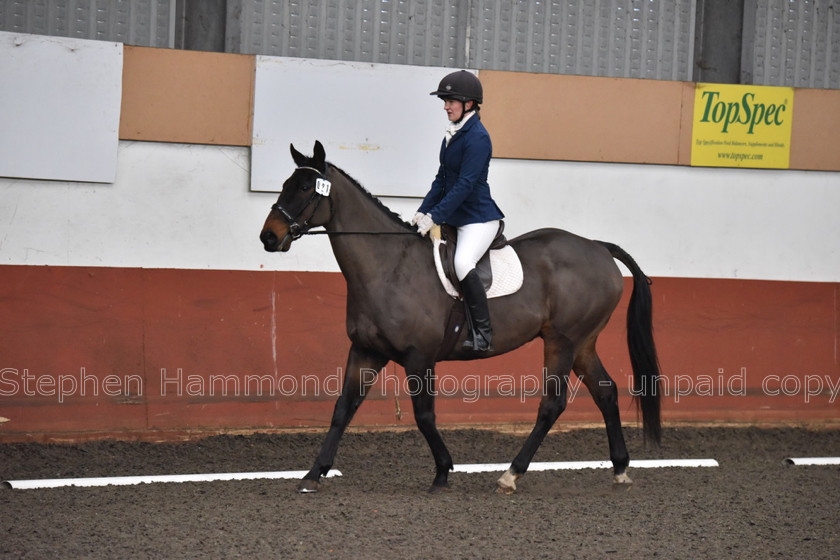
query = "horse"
(260, 141, 661, 494)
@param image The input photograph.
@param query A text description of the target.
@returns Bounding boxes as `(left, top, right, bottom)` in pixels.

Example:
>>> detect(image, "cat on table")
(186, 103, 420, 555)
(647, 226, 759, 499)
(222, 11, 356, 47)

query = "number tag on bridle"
(315, 178, 331, 196)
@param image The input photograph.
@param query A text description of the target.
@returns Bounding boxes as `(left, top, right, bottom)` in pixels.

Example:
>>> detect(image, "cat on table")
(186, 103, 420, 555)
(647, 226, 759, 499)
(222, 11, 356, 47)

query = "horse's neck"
(326, 173, 419, 284)
(325, 173, 424, 290)
(326, 172, 408, 233)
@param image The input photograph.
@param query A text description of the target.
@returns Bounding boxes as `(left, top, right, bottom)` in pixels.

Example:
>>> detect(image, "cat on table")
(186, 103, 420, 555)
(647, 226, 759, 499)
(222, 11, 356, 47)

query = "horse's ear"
(290, 143, 309, 167)
(313, 141, 326, 171)
(290, 143, 308, 167)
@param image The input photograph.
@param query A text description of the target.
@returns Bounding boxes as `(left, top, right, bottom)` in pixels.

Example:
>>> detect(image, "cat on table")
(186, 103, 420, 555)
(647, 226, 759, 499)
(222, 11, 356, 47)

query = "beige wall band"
(117, 46, 839, 171)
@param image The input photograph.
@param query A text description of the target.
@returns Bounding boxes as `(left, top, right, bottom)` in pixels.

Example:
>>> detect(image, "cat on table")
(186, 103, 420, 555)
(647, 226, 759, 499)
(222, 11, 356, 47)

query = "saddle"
(439, 222, 505, 291)
(433, 221, 523, 299)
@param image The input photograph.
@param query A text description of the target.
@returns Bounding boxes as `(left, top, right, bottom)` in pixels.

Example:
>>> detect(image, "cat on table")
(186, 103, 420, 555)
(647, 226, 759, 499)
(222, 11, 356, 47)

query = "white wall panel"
(490, 159, 840, 282)
(0, 142, 288, 271)
(0, 32, 122, 183)
(1, 142, 838, 283)
(251, 56, 450, 196)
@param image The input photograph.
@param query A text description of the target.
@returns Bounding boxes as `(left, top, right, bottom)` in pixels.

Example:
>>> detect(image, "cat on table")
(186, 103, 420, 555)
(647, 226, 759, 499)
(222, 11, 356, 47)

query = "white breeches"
(454, 220, 501, 281)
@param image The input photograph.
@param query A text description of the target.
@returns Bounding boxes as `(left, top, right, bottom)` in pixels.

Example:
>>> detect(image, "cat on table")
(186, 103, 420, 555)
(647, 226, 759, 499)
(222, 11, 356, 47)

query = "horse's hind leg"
(406, 360, 454, 492)
(497, 334, 573, 494)
(573, 345, 632, 485)
(298, 344, 387, 493)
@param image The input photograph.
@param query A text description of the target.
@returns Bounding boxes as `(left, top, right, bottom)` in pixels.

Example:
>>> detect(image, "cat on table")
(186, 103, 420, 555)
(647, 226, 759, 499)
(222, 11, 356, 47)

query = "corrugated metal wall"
(0, 0, 175, 47)
(744, 0, 840, 88)
(467, 0, 695, 79)
(2, 0, 839, 87)
(226, 0, 465, 67)
(226, 0, 696, 80)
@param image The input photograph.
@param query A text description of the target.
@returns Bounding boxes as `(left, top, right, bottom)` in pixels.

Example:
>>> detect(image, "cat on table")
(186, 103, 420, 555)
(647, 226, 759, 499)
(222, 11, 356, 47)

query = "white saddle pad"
(433, 238, 524, 299)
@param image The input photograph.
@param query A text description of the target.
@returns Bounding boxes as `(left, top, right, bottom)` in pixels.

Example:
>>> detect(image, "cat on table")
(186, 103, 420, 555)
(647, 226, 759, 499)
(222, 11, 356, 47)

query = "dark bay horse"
(260, 141, 661, 493)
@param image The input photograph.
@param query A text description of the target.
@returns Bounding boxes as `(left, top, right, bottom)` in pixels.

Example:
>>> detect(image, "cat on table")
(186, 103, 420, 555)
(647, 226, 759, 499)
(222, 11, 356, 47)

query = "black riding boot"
(460, 269, 494, 352)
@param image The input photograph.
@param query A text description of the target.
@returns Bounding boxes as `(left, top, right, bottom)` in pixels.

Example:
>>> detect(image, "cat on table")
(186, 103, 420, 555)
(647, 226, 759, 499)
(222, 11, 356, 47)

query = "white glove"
(410, 212, 425, 226)
(415, 213, 436, 236)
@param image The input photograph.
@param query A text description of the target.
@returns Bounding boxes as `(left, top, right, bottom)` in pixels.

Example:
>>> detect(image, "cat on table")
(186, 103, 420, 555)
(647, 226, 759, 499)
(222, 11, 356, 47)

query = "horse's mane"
(327, 163, 416, 232)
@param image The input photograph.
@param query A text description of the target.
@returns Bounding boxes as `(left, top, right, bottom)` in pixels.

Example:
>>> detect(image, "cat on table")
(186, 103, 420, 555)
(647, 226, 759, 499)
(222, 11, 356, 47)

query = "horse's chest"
(346, 309, 388, 347)
(346, 304, 417, 356)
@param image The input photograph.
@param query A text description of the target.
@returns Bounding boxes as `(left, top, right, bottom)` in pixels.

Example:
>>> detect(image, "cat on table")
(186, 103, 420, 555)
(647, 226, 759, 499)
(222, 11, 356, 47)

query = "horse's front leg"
(406, 361, 454, 492)
(298, 344, 387, 493)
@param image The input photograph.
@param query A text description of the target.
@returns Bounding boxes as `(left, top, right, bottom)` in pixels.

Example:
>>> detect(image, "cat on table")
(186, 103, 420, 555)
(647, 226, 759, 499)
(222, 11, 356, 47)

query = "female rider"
(412, 70, 505, 352)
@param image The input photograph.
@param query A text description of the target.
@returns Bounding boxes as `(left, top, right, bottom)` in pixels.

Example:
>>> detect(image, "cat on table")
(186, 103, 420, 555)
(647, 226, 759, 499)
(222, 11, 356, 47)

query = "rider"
(412, 70, 505, 352)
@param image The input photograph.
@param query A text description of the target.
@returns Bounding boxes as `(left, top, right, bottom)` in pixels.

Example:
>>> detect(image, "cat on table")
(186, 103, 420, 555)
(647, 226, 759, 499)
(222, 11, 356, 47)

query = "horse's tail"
(597, 241, 662, 445)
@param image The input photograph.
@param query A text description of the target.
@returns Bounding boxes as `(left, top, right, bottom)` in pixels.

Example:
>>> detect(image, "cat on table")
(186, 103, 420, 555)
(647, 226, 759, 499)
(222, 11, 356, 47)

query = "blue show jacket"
(418, 115, 505, 227)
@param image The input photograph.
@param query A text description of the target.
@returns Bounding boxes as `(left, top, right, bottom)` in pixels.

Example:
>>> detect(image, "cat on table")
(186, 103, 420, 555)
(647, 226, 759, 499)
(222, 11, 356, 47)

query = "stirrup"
(463, 335, 494, 352)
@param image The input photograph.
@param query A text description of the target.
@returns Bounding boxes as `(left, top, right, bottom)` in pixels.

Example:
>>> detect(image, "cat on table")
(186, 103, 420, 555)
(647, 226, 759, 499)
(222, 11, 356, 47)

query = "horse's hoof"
(428, 483, 451, 494)
(613, 472, 633, 488)
(297, 478, 321, 493)
(496, 468, 519, 494)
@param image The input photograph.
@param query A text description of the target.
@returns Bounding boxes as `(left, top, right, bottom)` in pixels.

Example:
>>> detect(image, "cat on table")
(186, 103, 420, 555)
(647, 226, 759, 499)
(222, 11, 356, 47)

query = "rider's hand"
(415, 213, 435, 236)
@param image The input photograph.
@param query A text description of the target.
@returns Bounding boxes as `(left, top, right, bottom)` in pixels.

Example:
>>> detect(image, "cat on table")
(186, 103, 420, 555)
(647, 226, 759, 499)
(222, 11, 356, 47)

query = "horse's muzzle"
(260, 229, 292, 252)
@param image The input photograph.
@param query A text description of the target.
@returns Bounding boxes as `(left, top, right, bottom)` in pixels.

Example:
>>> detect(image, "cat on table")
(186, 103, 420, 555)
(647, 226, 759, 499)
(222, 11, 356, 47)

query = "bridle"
(270, 166, 334, 240)
(269, 165, 419, 238)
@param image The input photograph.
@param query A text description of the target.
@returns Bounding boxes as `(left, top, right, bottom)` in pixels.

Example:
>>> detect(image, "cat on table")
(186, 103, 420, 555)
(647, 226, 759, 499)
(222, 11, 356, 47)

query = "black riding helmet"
(430, 70, 483, 105)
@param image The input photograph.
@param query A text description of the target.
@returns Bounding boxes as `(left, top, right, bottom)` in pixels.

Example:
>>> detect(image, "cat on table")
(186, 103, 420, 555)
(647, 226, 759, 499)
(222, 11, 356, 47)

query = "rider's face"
(444, 98, 473, 122)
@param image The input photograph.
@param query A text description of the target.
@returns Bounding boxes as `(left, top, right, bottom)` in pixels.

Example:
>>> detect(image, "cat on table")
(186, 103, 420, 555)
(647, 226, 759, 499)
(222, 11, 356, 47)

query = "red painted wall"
(0, 265, 837, 442)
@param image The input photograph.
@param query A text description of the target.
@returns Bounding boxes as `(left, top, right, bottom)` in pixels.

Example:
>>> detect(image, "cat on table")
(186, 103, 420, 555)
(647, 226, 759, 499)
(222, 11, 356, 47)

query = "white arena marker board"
(784, 457, 840, 466)
(2, 470, 342, 490)
(453, 458, 719, 473)
(4, 459, 723, 489)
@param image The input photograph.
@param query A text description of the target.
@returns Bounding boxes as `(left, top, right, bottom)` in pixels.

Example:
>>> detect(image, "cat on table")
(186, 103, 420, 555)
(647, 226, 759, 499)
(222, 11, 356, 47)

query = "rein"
(302, 229, 417, 236)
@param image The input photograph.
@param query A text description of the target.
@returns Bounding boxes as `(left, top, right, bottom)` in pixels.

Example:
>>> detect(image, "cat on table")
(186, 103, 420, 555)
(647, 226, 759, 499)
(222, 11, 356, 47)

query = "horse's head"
(260, 141, 333, 252)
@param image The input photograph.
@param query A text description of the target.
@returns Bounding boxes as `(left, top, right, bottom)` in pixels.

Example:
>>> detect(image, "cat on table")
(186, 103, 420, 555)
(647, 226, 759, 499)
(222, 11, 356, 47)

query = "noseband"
(271, 166, 333, 240)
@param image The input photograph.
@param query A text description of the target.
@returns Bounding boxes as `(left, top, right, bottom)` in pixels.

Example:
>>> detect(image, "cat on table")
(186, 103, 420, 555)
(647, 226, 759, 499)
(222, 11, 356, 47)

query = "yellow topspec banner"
(691, 83, 794, 169)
